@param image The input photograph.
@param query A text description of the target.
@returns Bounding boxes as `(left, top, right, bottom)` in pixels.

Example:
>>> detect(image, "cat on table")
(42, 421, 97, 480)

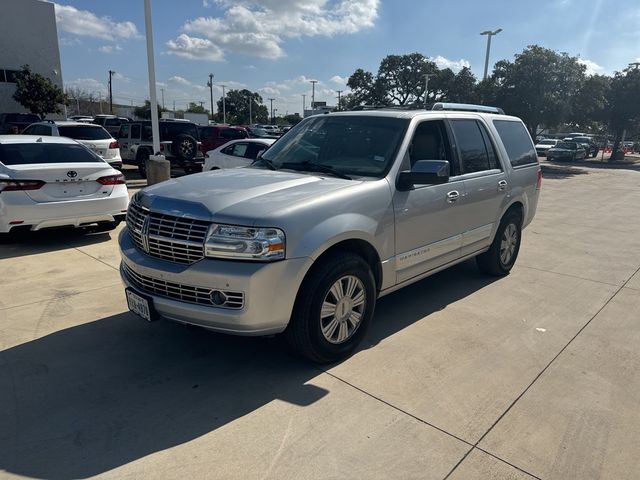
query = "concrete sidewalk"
(1, 164, 639, 479)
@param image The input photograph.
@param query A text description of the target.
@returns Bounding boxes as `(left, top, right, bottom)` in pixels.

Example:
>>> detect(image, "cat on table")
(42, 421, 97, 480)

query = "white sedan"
(204, 138, 276, 171)
(0, 135, 129, 236)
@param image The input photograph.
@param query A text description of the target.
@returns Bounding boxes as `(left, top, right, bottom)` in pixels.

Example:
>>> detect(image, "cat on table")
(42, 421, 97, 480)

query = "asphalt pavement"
(1, 160, 639, 479)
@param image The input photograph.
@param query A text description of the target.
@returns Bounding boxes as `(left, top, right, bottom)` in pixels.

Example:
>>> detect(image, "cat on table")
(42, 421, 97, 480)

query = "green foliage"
(605, 68, 640, 159)
(12, 65, 66, 117)
(283, 113, 302, 125)
(133, 100, 166, 120)
(186, 102, 210, 115)
(216, 89, 267, 124)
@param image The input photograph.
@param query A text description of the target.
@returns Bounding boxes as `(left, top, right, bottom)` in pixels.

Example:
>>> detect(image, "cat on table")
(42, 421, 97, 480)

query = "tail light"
(109, 141, 119, 149)
(96, 174, 126, 185)
(0, 179, 46, 192)
(536, 169, 542, 190)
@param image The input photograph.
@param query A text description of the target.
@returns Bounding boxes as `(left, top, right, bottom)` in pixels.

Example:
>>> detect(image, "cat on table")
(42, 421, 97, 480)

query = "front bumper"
(119, 228, 313, 335)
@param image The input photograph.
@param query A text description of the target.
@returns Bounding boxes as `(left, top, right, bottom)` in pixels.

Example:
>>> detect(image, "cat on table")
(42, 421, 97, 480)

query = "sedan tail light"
(96, 174, 126, 185)
(109, 141, 119, 149)
(0, 179, 46, 192)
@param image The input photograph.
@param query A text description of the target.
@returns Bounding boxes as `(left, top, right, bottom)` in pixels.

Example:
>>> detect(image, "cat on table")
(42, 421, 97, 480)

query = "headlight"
(204, 224, 285, 261)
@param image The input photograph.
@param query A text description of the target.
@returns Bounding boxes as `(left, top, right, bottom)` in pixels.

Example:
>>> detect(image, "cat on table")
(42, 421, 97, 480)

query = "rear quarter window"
(493, 120, 538, 167)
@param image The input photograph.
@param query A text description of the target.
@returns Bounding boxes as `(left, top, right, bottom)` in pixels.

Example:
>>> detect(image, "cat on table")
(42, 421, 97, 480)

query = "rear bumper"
(0, 187, 129, 232)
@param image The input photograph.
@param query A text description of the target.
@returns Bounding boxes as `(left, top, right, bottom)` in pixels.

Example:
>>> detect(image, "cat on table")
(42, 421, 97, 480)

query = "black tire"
(172, 134, 198, 161)
(476, 211, 522, 276)
(284, 252, 376, 363)
(137, 150, 150, 178)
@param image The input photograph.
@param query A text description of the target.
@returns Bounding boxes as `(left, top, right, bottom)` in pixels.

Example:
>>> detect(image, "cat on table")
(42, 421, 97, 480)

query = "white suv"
(22, 121, 122, 169)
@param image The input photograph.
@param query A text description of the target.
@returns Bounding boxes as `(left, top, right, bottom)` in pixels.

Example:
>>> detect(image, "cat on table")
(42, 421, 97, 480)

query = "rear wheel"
(285, 252, 376, 363)
(137, 151, 150, 178)
(476, 211, 522, 276)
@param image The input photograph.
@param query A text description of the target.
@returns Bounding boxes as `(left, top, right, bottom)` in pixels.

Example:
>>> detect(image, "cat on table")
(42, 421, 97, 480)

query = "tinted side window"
(493, 120, 537, 167)
(409, 120, 456, 174)
(478, 122, 500, 170)
(450, 119, 491, 173)
(220, 128, 246, 140)
(130, 124, 141, 139)
(118, 124, 130, 138)
(221, 145, 234, 155)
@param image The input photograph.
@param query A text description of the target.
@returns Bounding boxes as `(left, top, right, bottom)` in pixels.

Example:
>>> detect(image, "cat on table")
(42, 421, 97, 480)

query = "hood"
(137, 168, 360, 225)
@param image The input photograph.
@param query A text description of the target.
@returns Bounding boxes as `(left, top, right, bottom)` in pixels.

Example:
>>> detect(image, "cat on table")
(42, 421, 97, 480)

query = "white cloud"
(59, 37, 81, 47)
(98, 45, 123, 54)
(65, 78, 107, 95)
(431, 55, 471, 72)
(168, 0, 379, 60)
(52, 3, 139, 41)
(330, 75, 348, 85)
(166, 34, 225, 62)
(578, 58, 605, 75)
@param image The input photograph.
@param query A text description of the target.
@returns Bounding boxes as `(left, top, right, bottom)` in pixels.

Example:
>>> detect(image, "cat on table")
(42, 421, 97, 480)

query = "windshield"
(0, 143, 103, 165)
(556, 142, 576, 149)
(260, 115, 408, 178)
(539, 140, 556, 145)
(58, 125, 112, 140)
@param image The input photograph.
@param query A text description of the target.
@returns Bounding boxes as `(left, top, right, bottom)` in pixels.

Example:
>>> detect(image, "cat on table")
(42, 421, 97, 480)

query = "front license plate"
(126, 289, 154, 321)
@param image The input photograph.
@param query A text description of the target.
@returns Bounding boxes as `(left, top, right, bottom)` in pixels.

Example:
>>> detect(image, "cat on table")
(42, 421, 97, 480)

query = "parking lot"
(1, 161, 639, 479)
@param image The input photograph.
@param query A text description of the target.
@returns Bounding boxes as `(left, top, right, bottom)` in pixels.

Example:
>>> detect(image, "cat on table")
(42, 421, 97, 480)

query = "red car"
(198, 125, 248, 153)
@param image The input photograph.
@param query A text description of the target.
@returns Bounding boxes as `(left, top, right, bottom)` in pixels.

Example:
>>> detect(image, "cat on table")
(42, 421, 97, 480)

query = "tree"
(490, 45, 586, 139)
(12, 65, 66, 117)
(605, 68, 640, 160)
(283, 113, 302, 125)
(568, 74, 610, 132)
(186, 102, 210, 115)
(216, 89, 268, 124)
(445, 67, 478, 103)
(377, 53, 438, 105)
(133, 100, 166, 120)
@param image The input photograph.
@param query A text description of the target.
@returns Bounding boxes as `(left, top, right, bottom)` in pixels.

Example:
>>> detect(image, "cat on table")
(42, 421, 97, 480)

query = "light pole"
(143, 0, 160, 155)
(248, 95, 252, 124)
(336, 90, 343, 111)
(108, 69, 115, 114)
(423, 74, 436, 108)
(310, 80, 318, 114)
(207, 73, 214, 119)
(160, 88, 165, 109)
(480, 28, 502, 81)
(268, 98, 275, 124)
(302, 94, 306, 116)
(221, 85, 227, 124)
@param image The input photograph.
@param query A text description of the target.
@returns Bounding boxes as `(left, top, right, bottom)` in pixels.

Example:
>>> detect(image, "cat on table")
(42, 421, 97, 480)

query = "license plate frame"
(126, 288, 159, 322)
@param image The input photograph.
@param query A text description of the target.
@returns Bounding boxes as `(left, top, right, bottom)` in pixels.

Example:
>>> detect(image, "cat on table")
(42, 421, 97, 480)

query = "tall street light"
(268, 98, 275, 124)
(143, 0, 160, 154)
(480, 28, 502, 81)
(310, 80, 318, 114)
(302, 94, 306, 116)
(336, 90, 343, 111)
(207, 73, 214, 119)
(423, 73, 436, 108)
(221, 85, 227, 124)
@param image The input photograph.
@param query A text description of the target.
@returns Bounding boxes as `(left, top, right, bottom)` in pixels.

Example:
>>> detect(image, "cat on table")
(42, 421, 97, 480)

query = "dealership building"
(0, 0, 63, 113)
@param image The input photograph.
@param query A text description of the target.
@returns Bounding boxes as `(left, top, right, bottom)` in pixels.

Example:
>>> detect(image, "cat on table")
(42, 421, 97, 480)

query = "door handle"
(498, 180, 508, 191)
(446, 190, 460, 203)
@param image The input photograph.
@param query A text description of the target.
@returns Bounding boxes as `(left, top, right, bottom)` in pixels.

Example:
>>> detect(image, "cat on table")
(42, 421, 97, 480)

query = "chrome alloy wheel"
(320, 275, 366, 344)
(500, 223, 518, 265)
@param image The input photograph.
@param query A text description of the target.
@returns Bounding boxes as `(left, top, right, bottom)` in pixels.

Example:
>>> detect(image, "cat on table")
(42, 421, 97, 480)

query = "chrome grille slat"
(123, 263, 244, 309)
(126, 201, 207, 264)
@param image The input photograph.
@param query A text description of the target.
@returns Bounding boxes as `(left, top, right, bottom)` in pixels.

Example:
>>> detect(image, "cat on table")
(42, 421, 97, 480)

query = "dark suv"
(0, 113, 41, 134)
(197, 125, 248, 153)
(117, 119, 204, 176)
(565, 136, 598, 158)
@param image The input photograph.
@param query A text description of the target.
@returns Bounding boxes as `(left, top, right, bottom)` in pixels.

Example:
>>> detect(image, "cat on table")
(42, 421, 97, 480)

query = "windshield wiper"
(280, 161, 352, 180)
(252, 157, 277, 170)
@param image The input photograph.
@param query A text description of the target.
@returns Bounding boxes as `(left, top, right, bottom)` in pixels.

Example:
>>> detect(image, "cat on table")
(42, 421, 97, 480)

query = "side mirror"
(398, 160, 450, 190)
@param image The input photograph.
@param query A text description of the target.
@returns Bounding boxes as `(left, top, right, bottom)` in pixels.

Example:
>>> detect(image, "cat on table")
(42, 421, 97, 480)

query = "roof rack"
(431, 102, 504, 114)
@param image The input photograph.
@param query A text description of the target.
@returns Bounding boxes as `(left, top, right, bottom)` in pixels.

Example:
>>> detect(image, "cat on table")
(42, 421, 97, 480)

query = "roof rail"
(432, 102, 504, 114)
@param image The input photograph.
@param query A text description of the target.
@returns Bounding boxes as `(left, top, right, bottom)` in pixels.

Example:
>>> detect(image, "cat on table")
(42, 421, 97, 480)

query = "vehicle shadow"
(0, 260, 496, 479)
(0, 228, 116, 260)
(544, 158, 640, 172)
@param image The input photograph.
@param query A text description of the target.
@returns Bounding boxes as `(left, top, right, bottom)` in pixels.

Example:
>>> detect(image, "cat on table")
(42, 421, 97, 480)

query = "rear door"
(448, 118, 509, 256)
(0, 142, 116, 202)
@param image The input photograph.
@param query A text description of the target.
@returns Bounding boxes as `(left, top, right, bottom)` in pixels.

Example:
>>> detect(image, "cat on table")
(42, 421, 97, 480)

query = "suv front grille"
(123, 263, 244, 309)
(126, 201, 209, 265)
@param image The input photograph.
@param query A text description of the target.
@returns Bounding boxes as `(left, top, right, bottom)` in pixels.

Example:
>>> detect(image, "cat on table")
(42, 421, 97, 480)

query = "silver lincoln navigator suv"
(119, 103, 541, 363)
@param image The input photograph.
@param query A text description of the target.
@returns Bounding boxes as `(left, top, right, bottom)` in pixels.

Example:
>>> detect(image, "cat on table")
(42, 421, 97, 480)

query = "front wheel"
(285, 253, 376, 363)
(476, 211, 522, 276)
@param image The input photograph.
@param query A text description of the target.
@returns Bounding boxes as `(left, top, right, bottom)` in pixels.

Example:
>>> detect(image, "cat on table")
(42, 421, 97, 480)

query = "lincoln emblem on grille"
(141, 216, 151, 253)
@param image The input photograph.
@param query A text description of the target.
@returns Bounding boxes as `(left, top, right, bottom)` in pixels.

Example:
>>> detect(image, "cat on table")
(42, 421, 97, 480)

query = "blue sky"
(54, 0, 640, 116)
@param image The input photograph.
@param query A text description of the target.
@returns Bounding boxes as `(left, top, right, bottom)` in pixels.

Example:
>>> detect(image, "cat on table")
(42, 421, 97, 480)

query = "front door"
(393, 119, 468, 284)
